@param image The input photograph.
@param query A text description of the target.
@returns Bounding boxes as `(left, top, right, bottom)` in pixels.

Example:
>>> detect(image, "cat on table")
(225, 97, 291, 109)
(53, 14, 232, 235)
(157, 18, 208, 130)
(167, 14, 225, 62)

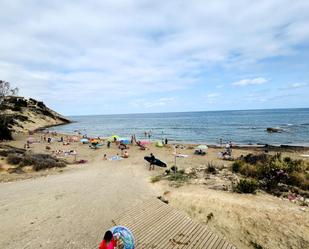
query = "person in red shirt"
(99, 230, 117, 249)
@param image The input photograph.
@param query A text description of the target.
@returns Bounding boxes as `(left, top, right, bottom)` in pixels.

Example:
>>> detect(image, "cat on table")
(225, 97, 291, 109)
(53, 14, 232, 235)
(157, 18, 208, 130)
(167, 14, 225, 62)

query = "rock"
(266, 127, 283, 133)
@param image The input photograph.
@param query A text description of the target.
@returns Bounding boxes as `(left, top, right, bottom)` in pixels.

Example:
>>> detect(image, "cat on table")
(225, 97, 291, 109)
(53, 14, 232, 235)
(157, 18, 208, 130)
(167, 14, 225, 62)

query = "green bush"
(235, 179, 258, 194)
(239, 164, 258, 178)
(7, 153, 23, 165)
(6, 152, 66, 171)
(151, 175, 162, 183)
(0, 115, 13, 140)
(287, 172, 309, 190)
(167, 172, 189, 182)
(178, 169, 185, 174)
(232, 160, 243, 173)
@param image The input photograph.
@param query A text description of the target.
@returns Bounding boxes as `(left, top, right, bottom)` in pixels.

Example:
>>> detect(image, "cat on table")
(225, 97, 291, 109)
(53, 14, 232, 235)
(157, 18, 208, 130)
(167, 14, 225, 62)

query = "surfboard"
(144, 156, 167, 167)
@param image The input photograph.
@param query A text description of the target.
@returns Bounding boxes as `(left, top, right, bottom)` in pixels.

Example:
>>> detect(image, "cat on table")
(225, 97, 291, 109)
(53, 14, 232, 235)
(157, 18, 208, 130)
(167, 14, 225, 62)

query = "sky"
(0, 0, 309, 115)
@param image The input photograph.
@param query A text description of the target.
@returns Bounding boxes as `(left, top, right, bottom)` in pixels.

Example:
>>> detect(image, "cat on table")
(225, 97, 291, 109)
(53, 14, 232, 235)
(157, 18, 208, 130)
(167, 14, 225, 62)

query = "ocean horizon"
(50, 108, 309, 146)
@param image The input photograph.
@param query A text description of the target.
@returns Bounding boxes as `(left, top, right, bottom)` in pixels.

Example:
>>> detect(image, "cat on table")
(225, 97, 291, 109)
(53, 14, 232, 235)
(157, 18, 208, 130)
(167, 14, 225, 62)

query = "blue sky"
(0, 0, 309, 115)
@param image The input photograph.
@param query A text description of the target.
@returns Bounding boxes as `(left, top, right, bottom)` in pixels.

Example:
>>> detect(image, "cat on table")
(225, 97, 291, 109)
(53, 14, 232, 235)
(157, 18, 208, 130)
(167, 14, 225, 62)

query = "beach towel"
(109, 156, 123, 161)
(174, 153, 189, 158)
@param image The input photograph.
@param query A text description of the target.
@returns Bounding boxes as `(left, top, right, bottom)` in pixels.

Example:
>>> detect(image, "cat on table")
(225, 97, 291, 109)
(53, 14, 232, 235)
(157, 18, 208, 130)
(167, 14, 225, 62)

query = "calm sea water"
(50, 108, 309, 145)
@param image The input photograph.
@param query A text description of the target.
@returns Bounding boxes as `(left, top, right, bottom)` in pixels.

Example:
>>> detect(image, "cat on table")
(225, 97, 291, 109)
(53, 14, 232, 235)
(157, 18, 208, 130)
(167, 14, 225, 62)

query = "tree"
(0, 80, 18, 140)
(0, 80, 19, 105)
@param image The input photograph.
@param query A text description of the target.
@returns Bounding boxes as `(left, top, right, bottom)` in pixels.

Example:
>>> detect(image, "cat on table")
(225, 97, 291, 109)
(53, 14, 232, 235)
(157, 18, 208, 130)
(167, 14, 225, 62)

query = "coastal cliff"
(0, 96, 70, 133)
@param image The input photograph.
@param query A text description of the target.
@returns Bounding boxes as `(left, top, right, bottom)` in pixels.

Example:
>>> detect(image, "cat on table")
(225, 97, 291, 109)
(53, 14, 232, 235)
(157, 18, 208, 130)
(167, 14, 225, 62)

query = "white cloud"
(279, 82, 308, 90)
(232, 77, 268, 86)
(207, 93, 221, 98)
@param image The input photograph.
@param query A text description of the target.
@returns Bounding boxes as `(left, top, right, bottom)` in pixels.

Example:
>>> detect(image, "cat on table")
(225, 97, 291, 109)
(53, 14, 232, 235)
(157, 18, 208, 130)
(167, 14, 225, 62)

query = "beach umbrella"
(80, 138, 89, 143)
(108, 135, 120, 141)
(90, 139, 99, 143)
(119, 137, 130, 144)
(110, 226, 135, 249)
(195, 144, 208, 150)
(156, 141, 164, 147)
(140, 140, 150, 145)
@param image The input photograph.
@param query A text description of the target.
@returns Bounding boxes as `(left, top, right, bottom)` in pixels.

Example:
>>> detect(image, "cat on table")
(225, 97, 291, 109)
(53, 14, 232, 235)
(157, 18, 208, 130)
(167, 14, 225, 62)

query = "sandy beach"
(1, 132, 309, 249)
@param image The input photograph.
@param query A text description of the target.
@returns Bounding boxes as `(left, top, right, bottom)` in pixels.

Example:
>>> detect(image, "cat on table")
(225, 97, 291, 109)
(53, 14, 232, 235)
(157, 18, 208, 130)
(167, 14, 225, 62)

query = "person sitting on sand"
(118, 142, 127, 150)
(122, 150, 129, 158)
(98, 230, 118, 249)
(103, 154, 107, 160)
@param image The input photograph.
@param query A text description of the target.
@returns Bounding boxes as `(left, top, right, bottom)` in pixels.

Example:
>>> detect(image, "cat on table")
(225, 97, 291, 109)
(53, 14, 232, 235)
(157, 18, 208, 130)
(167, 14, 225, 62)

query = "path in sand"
(0, 155, 157, 249)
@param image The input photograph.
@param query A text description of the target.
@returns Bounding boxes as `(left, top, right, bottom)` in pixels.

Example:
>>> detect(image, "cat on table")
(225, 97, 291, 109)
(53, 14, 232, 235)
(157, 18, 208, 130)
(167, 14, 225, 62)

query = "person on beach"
(98, 230, 118, 249)
(123, 150, 129, 158)
(107, 141, 111, 148)
(149, 153, 156, 170)
(165, 138, 168, 145)
(103, 154, 107, 160)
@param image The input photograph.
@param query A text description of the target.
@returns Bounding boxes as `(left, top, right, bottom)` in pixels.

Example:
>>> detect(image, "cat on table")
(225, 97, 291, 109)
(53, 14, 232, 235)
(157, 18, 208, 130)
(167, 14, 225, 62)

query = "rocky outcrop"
(0, 96, 70, 133)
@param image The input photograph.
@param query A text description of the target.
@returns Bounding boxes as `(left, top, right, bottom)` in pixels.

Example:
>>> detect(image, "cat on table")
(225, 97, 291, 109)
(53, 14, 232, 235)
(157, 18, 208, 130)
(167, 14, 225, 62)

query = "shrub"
(206, 163, 217, 174)
(243, 153, 268, 164)
(235, 179, 258, 194)
(7, 153, 23, 165)
(6, 152, 66, 171)
(250, 241, 263, 249)
(178, 169, 185, 174)
(151, 175, 161, 183)
(232, 160, 243, 173)
(287, 172, 309, 191)
(239, 164, 258, 178)
(12, 106, 22, 112)
(167, 172, 189, 182)
(0, 115, 13, 140)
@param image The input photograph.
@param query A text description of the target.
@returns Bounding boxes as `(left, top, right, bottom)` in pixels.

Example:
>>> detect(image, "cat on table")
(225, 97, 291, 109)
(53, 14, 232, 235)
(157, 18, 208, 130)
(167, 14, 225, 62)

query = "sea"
(49, 108, 309, 146)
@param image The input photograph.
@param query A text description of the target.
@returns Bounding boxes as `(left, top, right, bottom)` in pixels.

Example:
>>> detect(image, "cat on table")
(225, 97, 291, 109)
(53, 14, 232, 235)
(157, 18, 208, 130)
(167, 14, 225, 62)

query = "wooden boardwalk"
(113, 198, 236, 249)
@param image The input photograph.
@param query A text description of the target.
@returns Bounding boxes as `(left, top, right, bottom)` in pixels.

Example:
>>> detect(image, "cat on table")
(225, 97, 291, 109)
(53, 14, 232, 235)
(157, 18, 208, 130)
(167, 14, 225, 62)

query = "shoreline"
(38, 128, 309, 150)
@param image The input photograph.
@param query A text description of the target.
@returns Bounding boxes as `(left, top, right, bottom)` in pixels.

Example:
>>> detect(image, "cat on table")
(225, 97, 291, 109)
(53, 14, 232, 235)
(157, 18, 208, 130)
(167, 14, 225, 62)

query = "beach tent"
(156, 141, 164, 147)
(108, 135, 120, 141)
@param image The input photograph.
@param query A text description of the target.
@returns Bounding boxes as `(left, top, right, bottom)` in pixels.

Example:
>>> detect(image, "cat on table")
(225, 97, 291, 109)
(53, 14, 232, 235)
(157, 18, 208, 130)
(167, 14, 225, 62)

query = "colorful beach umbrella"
(119, 137, 130, 144)
(108, 135, 120, 141)
(156, 141, 164, 147)
(140, 140, 150, 145)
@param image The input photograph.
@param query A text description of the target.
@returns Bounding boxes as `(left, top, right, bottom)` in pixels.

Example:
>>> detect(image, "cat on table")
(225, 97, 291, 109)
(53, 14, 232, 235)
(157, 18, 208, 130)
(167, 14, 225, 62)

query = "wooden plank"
(113, 198, 236, 249)
(137, 209, 184, 247)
